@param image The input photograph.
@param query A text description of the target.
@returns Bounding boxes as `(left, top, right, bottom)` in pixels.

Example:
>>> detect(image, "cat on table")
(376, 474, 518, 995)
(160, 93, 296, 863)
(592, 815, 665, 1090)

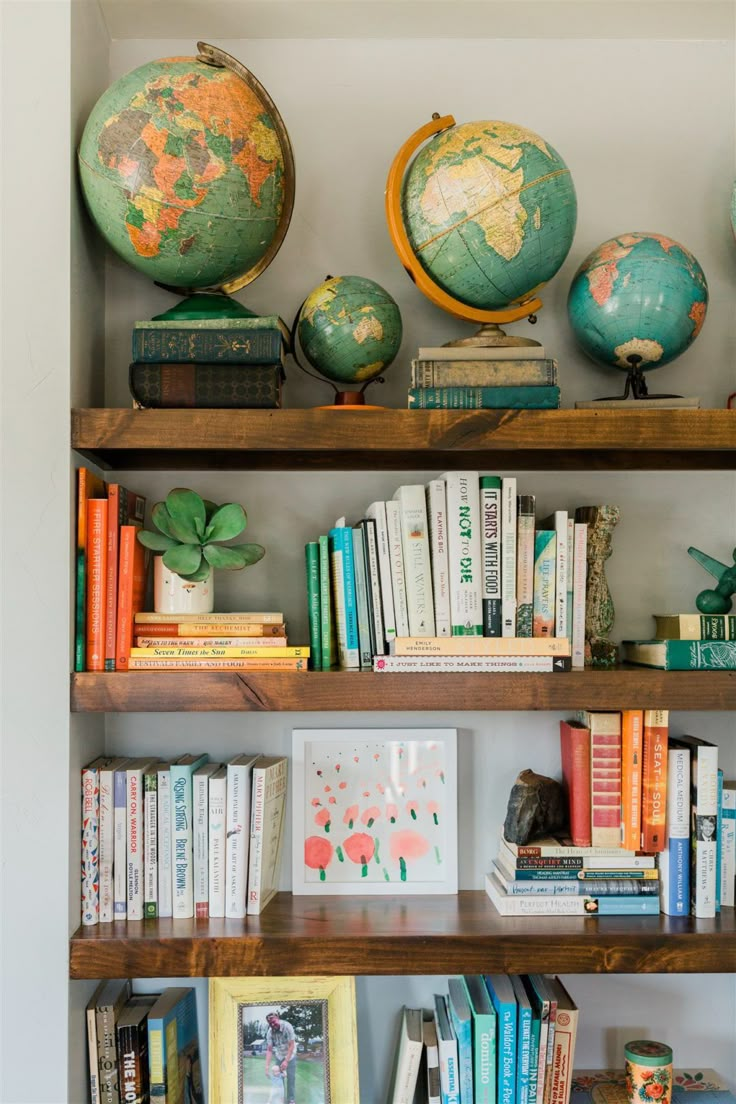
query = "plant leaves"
(203, 499, 219, 523)
(165, 488, 206, 543)
(204, 503, 247, 543)
(137, 531, 178, 552)
(178, 562, 211, 582)
(162, 543, 203, 576)
(204, 542, 265, 570)
(152, 501, 177, 539)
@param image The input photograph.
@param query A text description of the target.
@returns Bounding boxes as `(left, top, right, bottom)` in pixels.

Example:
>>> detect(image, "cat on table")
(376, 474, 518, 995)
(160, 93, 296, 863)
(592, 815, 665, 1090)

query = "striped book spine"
(580, 711, 622, 849)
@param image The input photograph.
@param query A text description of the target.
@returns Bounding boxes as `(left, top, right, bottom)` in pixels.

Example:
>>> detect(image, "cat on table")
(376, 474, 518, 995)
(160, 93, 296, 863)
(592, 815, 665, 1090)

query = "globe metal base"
(596, 355, 682, 401)
(443, 322, 542, 349)
(316, 391, 385, 410)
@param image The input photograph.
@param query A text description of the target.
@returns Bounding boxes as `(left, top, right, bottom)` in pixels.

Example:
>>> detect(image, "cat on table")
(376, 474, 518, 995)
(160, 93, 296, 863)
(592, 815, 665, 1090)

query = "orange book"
(621, 709, 644, 851)
(130, 622, 285, 638)
(127, 656, 306, 670)
(75, 467, 106, 672)
(116, 526, 149, 671)
(104, 485, 146, 671)
(641, 709, 669, 852)
(85, 498, 108, 672)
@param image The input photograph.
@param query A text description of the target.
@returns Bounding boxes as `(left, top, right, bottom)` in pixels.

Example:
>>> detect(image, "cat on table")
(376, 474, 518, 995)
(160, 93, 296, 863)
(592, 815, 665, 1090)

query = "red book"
(85, 499, 108, 672)
(115, 526, 148, 671)
(559, 719, 591, 846)
(621, 709, 643, 851)
(104, 485, 146, 671)
(641, 709, 669, 852)
(579, 710, 621, 849)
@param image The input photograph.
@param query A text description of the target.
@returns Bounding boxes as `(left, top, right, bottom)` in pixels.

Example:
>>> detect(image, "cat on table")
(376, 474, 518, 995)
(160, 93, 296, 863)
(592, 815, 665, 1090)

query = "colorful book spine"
(659, 743, 691, 916)
(480, 476, 502, 638)
(305, 541, 322, 670)
(620, 710, 643, 852)
(116, 999, 154, 1104)
(81, 760, 100, 925)
(546, 978, 578, 1104)
(484, 975, 517, 1104)
(129, 361, 283, 407)
(510, 975, 532, 1104)
(375, 655, 571, 674)
(426, 479, 452, 637)
(96, 979, 132, 1104)
(130, 645, 307, 659)
(135, 610, 284, 625)
(365, 501, 397, 645)
(132, 324, 284, 363)
(208, 766, 228, 918)
(361, 518, 386, 655)
(516, 496, 536, 637)
(134, 620, 282, 637)
(126, 759, 153, 921)
(157, 763, 173, 919)
(559, 720, 592, 848)
(652, 613, 736, 640)
(523, 976, 548, 1104)
(329, 526, 360, 668)
(194, 763, 219, 920)
(407, 385, 560, 409)
(410, 358, 559, 387)
(75, 467, 107, 672)
(721, 779, 736, 908)
(394, 484, 435, 637)
(565, 519, 574, 644)
(143, 764, 158, 919)
(85, 498, 108, 672)
(571, 522, 587, 668)
(623, 639, 736, 670)
(462, 976, 496, 1104)
(674, 735, 719, 917)
(136, 634, 288, 648)
(434, 995, 460, 1104)
(494, 870, 657, 896)
(541, 511, 568, 640)
(171, 755, 208, 919)
(447, 978, 474, 1104)
(501, 478, 517, 637)
(127, 656, 306, 670)
(641, 710, 669, 852)
(351, 526, 374, 664)
(486, 875, 659, 915)
(113, 764, 127, 919)
(318, 534, 335, 669)
(104, 486, 145, 670)
(532, 530, 556, 638)
(116, 525, 147, 671)
(385, 499, 410, 637)
(581, 710, 622, 849)
(442, 470, 483, 636)
(226, 754, 258, 919)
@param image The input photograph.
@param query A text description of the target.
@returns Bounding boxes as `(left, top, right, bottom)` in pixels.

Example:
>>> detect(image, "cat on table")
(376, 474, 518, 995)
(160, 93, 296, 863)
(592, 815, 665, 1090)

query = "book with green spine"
(318, 535, 335, 670)
(129, 362, 283, 408)
(132, 316, 287, 364)
(407, 386, 560, 410)
(533, 531, 556, 638)
(305, 542, 322, 671)
(623, 639, 736, 670)
(653, 614, 736, 641)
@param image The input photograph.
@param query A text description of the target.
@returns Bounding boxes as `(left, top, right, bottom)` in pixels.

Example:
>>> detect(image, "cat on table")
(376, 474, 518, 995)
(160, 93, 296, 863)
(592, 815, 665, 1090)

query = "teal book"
(519, 977, 541, 1104)
(407, 386, 560, 409)
(147, 987, 203, 1102)
(525, 975, 552, 1104)
(484, 974, 517, 1104)
(510, 976, 533, 1104)
(463, 975, 497, 1104)
(132, 316, 286, 364)
(328, 527, 360, 668)
(533, 530, 556, 638)
(447, 978, 474, 1104)
(305, 542, 322, 671)
(170, 753, 208, 919)
(622, 639, 736, 670)
(318, 535, 334, 670)
(351, 526, 373, 667)
(410, 358, 559, 388)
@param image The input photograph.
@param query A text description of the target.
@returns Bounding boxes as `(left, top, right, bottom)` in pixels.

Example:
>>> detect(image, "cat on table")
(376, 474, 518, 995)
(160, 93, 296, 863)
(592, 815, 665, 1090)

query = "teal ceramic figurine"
(688, 545, 736, 613)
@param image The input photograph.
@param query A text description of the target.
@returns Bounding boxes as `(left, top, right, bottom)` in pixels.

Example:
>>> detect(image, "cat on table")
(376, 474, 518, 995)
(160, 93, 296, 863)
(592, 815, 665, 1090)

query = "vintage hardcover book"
(385, 499, 411, 638)
(208, 765, 228, 918)
(85, 497, 108, 672)
(129, 361, 283, 407)
(480, 476, 502, 638)
(394, 484, 435, 637)
(533, 530, 556, 638)
(374, 655, 571, 673)
(510, 975, 533, 1104)
(143, 763, 158, 919)
(448, 978, 474, 1104)
(134, 611, 284, 625)
(417, 345, 546, 361)
(351, 525, 374, 665)
(620, 710, 644, 852)
(116, 995, 157, 1104)
(501, 478, 517, 637)
(104, 485, 145, 670)
(305, 542, 322, 670)
(127, 656, 307, 670)
(365, 501, 397, 645)
(76, 467, 107, 672)
(407, 385, 560, 409)
(387, 1007, 424, 1104)
(247, 755, 288, 915)
(169, 754, 208, 920)
(360, 517, 387, 655)
(95, 978, 132, 1104)
(98, 757, 129, 924)
(540, 510, 568, 641)
(545, 977, 578, 1104)
(641, 710, 669, 852)
(441, 471, 483, 636)
(434, 994, 460, 1104)
(485, 872, 659, 915)
(578, 710, 621, 849)
(484, 974, 517, 1104)
(623, 639, 736, 669)
(391, 636, 570, 657)
(126, 757, 158, 921)
(516, 496, 536, 637)
(672, 734, 719, 917)
(721, 779, 736, 908)
(147, 987, 203, 1104)
(653, 613, 736, 640)
(81, 758, 103, 925)
(225, 753, 260, 919)
(193, 762, 220, 920)
(410, 358, 558, 387)
(559, 720, 592, 847)
(133, 623, 284, 639)
(659, 742, 691, 916)
(500, 833, 643, 860)
(426, 479, 452, 637)
(116, 526, 148, 671)
(571, 522, 587, 669)
(132, 316, 287, 363)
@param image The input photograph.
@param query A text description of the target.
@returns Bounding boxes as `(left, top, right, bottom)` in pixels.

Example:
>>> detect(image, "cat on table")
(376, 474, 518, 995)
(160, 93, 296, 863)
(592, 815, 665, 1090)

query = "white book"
(247, 756, 288, 915)
(365, 500, 397, 643)
(572, 522, 588, 668)
(501, 477, 517, 636)
(540, 510, 569, 640)
(485, 871, 657, 915)
(394, 484, 435, 636)
(441, 470, 483, 636)
(208, 765, 228, 918)
(374, 654, 570, 673)
(98, 757, 128, 924)
(351, 526, 373, 665)
(565, 518, 574, 642)
(659, 745, 690, 917)
(193, 762, 221, 919)
(113, 762, 128, 919)
(385, 499, 410, 637)
(226, 753, 260, 919)
(125, 757, 157, 921)
(388, 1007, 424, 1104)
(426, 479, 451, 637)
(721, 780, 736, 909)
(143, 762, 158, 919)
(434, 995, 460, 1104)
(675, 735, 719, 918)
(418, 344, 545, 361)
(170, 753, 208, 919)
(423, 1014, 442, 1104)
(156, 761, 175, 919)
(360, 518, 386, 655)
(516, 495, 535, 637)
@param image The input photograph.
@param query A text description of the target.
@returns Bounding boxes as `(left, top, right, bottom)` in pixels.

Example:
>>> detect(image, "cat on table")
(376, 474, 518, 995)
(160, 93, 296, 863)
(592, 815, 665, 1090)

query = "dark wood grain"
(69, 893, 736, 978)
(71, 408, 736, 471)
(70, 668, 736, 712)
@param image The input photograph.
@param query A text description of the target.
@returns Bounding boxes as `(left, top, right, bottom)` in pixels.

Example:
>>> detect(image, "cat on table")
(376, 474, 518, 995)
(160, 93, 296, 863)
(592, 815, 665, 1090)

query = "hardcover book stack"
(388, 973, 577, 1104)
(129, 313, 289, 409)
(305, 472, 587, 673)
(407, 344, 561, 410)
(81, 752, 287, 925)
(127, 611, 308, 672)
(623, 612, 736, 670)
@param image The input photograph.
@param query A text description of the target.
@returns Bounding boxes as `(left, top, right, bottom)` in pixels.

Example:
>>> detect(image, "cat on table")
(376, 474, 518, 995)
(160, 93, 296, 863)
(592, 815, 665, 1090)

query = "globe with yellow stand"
(385, 114, 577, 347)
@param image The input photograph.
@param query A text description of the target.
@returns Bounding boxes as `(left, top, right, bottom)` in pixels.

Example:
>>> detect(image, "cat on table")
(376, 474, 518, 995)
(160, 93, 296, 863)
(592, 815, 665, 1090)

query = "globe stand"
(595, 354, 683, 402)
(443, 321, 542, 350)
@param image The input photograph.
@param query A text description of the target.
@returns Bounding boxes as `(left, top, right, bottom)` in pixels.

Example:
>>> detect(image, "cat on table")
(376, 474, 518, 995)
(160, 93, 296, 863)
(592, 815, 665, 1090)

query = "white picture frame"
(292, 727, 458, 895)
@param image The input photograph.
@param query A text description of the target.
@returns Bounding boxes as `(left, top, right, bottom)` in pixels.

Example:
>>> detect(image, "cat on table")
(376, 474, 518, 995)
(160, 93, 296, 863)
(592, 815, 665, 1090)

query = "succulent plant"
(137, 488, 264, 581)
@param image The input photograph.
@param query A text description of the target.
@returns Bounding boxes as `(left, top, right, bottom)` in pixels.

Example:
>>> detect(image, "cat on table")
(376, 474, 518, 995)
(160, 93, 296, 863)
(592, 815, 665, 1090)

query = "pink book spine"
(591, 727, 622, 848)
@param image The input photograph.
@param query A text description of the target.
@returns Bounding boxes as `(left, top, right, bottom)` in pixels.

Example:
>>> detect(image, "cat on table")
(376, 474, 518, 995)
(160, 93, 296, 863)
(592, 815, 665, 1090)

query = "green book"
(132, 316, 287, 364)
(463, 975, 496, 1104)
(407, 385, 560, 409)
(623, 639, 736, 670)
(318, 535, 335, 670)
(305, 542, 322, 671)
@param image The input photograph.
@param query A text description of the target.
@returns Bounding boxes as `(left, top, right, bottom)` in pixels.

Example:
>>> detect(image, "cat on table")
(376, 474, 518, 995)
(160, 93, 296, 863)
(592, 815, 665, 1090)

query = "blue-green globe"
(400, 120, 577, 310)
(567, 233, 708, 370)
(297, 275, 402, 385)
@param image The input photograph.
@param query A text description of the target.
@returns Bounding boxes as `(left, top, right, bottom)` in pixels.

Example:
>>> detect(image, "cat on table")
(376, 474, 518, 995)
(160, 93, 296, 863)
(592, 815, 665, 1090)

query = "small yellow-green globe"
(297, 276, 403, 385)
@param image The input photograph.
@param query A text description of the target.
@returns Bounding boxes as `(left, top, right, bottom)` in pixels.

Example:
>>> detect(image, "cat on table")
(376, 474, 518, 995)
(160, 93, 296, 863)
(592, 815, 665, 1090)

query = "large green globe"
(400, 120, 577, 311)
(297, 276, 403, 385)
(77, 47, 292, 291)
(567, 233, 708, 370)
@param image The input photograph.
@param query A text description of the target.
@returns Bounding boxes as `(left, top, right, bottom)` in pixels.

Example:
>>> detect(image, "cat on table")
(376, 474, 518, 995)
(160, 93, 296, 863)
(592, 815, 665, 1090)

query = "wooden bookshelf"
(71, 408, 736, 471)
(70, 668, 736, 712)
(69, 893, 736, 978)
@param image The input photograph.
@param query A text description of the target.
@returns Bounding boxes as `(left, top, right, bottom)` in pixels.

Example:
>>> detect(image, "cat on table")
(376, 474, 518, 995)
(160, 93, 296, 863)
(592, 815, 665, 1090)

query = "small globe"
(567, 233, 708, 370)
(399, 120, 577, 312)
(77, 45, 293, 292)
(297, 276, 403, 386)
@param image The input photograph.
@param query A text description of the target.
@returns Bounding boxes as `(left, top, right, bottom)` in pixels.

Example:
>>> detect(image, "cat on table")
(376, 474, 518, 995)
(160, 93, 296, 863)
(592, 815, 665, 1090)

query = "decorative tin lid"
(624, 1041, 673, 1066)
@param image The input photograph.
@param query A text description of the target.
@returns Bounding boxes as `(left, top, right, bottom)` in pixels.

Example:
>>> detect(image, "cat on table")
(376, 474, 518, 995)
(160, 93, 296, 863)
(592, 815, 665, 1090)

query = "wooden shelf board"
(69, 893, 736, 978)
(70, 668, 736, 713)
(71, 408, 736, 471)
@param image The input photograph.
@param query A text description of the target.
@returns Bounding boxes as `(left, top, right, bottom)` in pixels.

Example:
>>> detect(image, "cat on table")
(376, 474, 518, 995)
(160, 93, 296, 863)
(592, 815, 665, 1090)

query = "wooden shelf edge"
(69, 893, 736, 978)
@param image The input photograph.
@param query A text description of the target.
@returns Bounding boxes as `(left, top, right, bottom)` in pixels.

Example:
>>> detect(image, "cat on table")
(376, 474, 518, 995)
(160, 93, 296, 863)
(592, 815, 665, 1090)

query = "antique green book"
(129, 363, 283, 408)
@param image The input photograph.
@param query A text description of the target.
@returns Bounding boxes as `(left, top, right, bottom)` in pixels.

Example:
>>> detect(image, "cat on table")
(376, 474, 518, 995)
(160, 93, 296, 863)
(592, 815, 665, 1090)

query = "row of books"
(85, 981, 202, 1104)
(125, 610, 309, 671)
(406, 343, 561, 410)
(80, 752, 287, 925)
(305, 473, 588, 670)
(129, 312, 288, 409)
(622, 612, 736, 671)
(388, 974, 577, 1104)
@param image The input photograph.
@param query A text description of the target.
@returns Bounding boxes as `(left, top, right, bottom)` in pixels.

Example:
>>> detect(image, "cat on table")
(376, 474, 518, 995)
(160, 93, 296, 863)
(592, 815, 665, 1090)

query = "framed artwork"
(292, 727, 458, 895)
(209, 976, 358, 1104)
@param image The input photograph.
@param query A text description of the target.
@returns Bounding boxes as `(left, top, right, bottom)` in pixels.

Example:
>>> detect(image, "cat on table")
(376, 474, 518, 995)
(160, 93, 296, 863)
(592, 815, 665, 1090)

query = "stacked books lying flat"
(623, 612, 736, 670)
(572, 1070, 736, 1104)
(128, 611, 309, 671)
(129, 314, 288, 409)
(388, 974, 577, 1104)
(305, 473, 588, 671)
(85, 982, 202, 1104)
(81, 752, 287, 924)
(407, 344, 560, 409)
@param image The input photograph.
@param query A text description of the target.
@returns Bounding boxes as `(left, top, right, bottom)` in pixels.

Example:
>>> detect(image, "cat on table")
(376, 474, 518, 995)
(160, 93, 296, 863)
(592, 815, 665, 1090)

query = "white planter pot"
(153, 556, 214, 615)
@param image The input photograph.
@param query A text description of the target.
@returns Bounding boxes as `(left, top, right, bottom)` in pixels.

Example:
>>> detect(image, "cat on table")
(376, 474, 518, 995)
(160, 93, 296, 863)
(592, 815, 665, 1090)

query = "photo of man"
(240, 1000, 329, 1104)
(264, 1012, 297, 1104)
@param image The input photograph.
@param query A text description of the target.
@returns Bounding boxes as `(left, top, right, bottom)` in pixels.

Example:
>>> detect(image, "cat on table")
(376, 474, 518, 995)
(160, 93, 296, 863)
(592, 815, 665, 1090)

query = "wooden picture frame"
(209, 975, 359, 1104)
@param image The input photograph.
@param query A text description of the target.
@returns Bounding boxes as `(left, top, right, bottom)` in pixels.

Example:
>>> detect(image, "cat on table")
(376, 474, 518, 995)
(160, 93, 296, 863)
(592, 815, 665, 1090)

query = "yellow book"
(391, 636, 570, 657)
(127, 656, 307, 670)
(134, 611, 284, 624)
(129, 646, 308, 658)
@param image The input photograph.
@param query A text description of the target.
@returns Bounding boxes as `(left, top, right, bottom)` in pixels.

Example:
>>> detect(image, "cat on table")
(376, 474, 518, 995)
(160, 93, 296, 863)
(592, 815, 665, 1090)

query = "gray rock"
(503, 769, 567, 845)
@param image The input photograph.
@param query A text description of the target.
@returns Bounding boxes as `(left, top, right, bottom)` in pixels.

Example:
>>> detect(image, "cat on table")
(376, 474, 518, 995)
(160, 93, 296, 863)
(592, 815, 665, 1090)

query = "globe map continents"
(399, 120, 577, 312)
(77, 46, 292, 291)
(297, 276, 403, 386)
(567, 233, 708, 370)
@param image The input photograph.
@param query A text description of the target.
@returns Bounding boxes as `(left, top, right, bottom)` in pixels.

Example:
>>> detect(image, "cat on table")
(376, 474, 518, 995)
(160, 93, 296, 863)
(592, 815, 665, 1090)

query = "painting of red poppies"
(291, 728, 457, 895)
